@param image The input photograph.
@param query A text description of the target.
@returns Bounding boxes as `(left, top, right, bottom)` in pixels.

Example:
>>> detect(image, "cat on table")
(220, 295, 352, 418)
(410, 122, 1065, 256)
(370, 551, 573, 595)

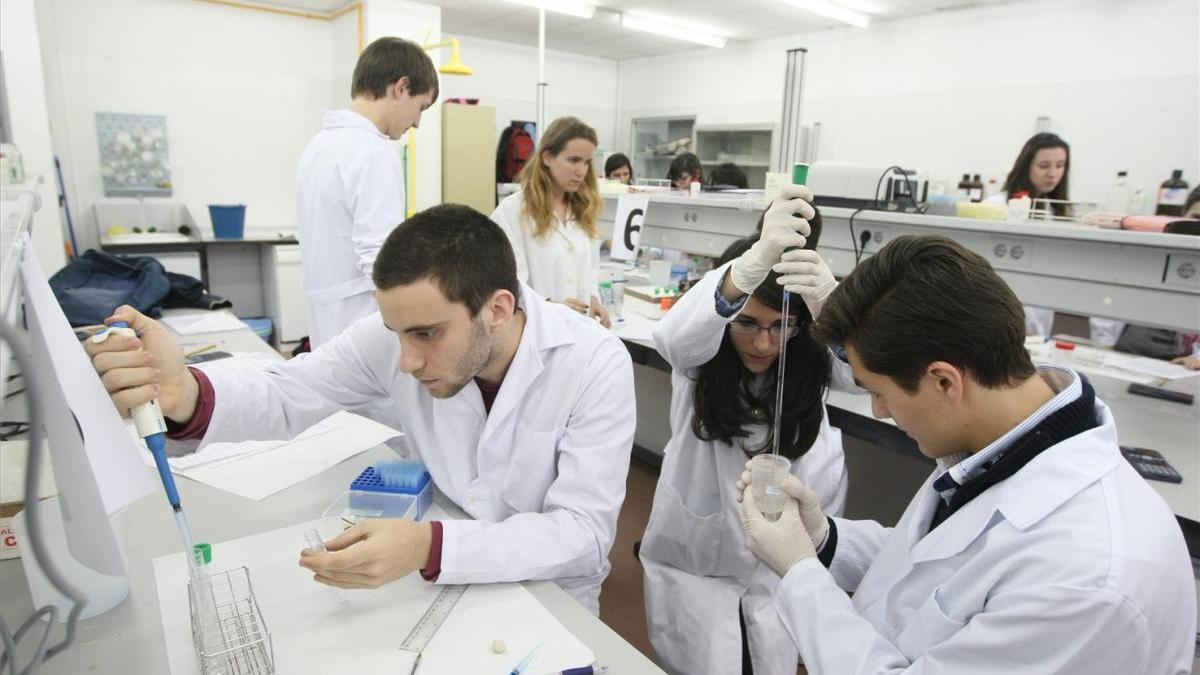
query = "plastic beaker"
(750, 454, 791, 522)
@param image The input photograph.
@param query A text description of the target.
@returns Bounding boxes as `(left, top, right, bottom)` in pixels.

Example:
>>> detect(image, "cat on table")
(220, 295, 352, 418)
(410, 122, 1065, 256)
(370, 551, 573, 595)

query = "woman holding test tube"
(639, 185, 850, 675)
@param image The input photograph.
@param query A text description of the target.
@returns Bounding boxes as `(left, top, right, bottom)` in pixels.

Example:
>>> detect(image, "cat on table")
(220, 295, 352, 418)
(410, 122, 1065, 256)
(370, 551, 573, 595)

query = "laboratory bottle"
(1104, 171, 1131, 213)
(1129, 186, 1146, 215)
(983, 176, 1000, 200)
(969, 174, 984, 202)
(1155, 170, 1189, 216)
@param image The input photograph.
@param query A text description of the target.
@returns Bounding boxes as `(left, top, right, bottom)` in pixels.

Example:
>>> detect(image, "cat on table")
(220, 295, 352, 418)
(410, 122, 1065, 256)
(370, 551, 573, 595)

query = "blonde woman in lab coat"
(491, 116, 611, 327)
(642, 186, 849, 675)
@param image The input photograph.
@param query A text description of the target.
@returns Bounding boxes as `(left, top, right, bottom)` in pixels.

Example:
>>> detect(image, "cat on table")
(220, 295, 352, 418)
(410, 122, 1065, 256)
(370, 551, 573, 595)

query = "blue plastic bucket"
(208, 204, 246, 239)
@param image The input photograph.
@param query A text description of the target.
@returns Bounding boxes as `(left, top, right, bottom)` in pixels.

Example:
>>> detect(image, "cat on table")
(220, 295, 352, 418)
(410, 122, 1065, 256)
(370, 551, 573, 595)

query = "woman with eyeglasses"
(640, 186, 850, 675)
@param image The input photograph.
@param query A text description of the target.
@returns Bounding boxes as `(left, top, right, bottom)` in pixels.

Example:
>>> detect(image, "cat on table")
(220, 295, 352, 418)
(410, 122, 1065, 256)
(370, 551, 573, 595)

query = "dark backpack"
(496, 122, 535, 183)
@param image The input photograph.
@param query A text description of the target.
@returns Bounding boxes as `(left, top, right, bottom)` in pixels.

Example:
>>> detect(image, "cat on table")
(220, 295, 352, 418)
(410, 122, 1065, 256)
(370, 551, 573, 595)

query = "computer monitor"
(11, 230, 155, 620)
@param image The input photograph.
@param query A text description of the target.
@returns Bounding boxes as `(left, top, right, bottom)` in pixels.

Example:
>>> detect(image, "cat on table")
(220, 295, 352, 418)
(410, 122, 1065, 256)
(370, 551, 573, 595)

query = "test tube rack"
(188, 566, 274, 675)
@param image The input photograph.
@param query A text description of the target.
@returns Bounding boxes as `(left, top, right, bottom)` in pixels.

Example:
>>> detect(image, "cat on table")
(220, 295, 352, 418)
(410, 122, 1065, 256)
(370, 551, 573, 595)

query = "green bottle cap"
(193, 542, 212, 565)
(792, 162, 809, 186)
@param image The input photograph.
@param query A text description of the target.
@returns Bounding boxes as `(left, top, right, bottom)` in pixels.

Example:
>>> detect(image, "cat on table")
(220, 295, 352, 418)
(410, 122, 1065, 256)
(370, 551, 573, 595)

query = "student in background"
(491, 117, 611, 328)
(642, 186, 848, 675)
(296, 37, 438, 347)
(668, 152, 704, 190)
(985, 133, 1071, 218)
(605, 153, 634, 184)
(707, 162, 748, 189)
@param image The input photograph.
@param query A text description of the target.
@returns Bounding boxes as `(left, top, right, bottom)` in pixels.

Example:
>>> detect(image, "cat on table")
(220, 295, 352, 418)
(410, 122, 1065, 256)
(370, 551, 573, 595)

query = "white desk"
(0, 323, 662, 674)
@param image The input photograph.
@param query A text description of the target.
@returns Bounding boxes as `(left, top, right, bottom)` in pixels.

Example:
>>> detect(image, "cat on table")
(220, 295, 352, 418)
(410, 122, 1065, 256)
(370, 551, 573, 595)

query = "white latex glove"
(729, 184, 815, 294)
(737, 464, 829, 549)
(773, 248, 838, 319)
(740, 485, 816, 577)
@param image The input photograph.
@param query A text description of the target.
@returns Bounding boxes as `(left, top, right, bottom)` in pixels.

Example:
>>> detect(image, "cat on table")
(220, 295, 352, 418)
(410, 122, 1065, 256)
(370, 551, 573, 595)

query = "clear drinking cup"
(750, 454, 791, 522)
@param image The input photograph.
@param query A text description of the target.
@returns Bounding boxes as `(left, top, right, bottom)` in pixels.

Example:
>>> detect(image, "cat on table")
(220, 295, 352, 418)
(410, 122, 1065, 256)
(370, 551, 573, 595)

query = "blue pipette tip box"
(345, 464, 433, 520)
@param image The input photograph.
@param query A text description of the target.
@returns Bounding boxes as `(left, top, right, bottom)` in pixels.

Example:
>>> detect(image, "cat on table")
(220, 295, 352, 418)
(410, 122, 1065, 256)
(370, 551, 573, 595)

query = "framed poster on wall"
(95, 112, 172, 197)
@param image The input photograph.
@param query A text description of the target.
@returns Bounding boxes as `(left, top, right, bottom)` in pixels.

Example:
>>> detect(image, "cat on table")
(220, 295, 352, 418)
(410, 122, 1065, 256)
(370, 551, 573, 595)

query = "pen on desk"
(184, 342, 218, 358)
(549, 666, 608, 675)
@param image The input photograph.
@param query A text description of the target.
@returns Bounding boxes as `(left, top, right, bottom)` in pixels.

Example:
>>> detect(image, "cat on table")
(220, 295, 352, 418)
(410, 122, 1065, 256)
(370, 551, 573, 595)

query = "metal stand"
(188, 566, 273, 674)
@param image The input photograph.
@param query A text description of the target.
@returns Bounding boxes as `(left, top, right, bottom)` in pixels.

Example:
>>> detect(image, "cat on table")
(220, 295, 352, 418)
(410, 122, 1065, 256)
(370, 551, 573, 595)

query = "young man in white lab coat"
(296, 37, 438, 347)
(85, 204, 635, 614)
(739, 234, 1197, 673)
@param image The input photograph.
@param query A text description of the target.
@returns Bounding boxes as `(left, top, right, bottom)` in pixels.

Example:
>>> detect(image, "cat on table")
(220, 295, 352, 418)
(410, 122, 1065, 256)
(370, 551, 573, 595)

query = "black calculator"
(1120, 446, 1183, 484)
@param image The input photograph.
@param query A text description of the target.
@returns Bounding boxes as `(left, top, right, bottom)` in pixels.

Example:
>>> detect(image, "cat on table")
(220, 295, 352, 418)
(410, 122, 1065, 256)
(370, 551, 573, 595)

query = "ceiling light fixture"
(831, 0, 887, 14)
(498, 0, 596, 19)
(620, 11, 727, 48)
(780, 0, 871, 27)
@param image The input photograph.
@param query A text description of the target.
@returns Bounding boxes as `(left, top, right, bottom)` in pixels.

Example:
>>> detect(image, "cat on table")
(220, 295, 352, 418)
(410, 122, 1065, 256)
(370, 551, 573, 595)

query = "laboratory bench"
(600, 192, 1200, 331)
(0, 320, 663, 674)
(619, 334, 1200, 553)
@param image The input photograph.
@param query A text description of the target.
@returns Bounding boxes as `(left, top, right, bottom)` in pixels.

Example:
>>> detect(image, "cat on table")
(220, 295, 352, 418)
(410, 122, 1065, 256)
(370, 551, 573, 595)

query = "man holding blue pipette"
(85, 204, 635, 615)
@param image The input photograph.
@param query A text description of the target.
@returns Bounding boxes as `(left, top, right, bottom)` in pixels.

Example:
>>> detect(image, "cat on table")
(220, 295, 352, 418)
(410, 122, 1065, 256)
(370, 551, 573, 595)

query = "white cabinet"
(261, 244, 309, 344)
(630, 116, 696, 184)
(695, 124, 775, 189)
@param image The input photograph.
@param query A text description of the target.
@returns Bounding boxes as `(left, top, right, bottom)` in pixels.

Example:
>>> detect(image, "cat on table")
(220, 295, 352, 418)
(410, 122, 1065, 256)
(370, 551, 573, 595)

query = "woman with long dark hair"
(987, 132, 1071, 217)
(640, 187, 850, 675)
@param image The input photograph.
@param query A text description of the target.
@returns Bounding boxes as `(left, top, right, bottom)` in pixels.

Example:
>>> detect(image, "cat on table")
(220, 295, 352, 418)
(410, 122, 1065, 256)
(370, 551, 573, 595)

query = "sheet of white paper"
(613, 311, 657, 343)
(609, 194, 649, 261)
(153, 514, 594, 675)
(175, 411, 400, 501)
(167, 417, 340, 471)
(1103, 351, 1199, 380)
(0, 440, 57, 504)
(162, 311, 248, 335)
(1026, 341, 1198, 384)
(19, 246, 156, 513)
(191, 351, 282, 375)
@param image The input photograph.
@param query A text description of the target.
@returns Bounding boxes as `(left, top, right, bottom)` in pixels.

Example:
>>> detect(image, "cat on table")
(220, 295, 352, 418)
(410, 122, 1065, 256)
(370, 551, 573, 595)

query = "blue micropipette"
(92, 323, 199, 563)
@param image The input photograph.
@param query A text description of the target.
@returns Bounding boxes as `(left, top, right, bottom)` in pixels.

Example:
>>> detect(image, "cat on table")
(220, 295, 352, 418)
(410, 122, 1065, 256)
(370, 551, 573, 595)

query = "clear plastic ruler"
(400, 583, 469, 672)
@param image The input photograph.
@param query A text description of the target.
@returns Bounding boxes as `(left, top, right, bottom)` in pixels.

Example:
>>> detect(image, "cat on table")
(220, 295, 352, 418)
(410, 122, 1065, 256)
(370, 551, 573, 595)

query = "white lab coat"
(641, 264, 850, 675)
(296, 109, 404, 347)
(491, 191, 601, 303)
(773, 398, 1197, 674)
(181, 284, 635, 613)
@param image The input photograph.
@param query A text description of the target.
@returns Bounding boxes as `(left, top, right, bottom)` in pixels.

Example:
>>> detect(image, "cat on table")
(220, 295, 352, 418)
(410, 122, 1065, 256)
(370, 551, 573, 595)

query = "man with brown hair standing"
(297, 36, 439, 347)
(739, 234, 1196, 673)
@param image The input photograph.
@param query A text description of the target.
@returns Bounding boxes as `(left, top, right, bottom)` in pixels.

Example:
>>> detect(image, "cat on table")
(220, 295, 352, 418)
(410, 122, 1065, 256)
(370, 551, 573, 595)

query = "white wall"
(35, 0, 334, 253)
(442, 34, 619, 150)
(365, 0, 443, 214)
(617, 0, 1200, 203)
(1, 0, 66, 274)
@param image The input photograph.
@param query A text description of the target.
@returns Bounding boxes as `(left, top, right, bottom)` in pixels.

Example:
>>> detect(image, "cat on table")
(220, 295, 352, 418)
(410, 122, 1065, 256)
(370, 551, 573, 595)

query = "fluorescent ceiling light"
(832, 0, 887, 13)
(780, 0, 871, 27)
(620, 11, 728, 48)
(498, 0, 596, 19)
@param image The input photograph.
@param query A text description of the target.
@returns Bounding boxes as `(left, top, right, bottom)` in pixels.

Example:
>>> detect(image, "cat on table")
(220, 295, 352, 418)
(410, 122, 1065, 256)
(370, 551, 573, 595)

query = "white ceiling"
(266, 0, 1027, 60)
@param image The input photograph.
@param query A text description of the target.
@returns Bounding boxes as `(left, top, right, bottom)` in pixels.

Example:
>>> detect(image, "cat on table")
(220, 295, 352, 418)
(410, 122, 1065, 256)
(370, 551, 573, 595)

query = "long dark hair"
(1003, 133, 1070, 217)
(690, 218, 831, 460)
